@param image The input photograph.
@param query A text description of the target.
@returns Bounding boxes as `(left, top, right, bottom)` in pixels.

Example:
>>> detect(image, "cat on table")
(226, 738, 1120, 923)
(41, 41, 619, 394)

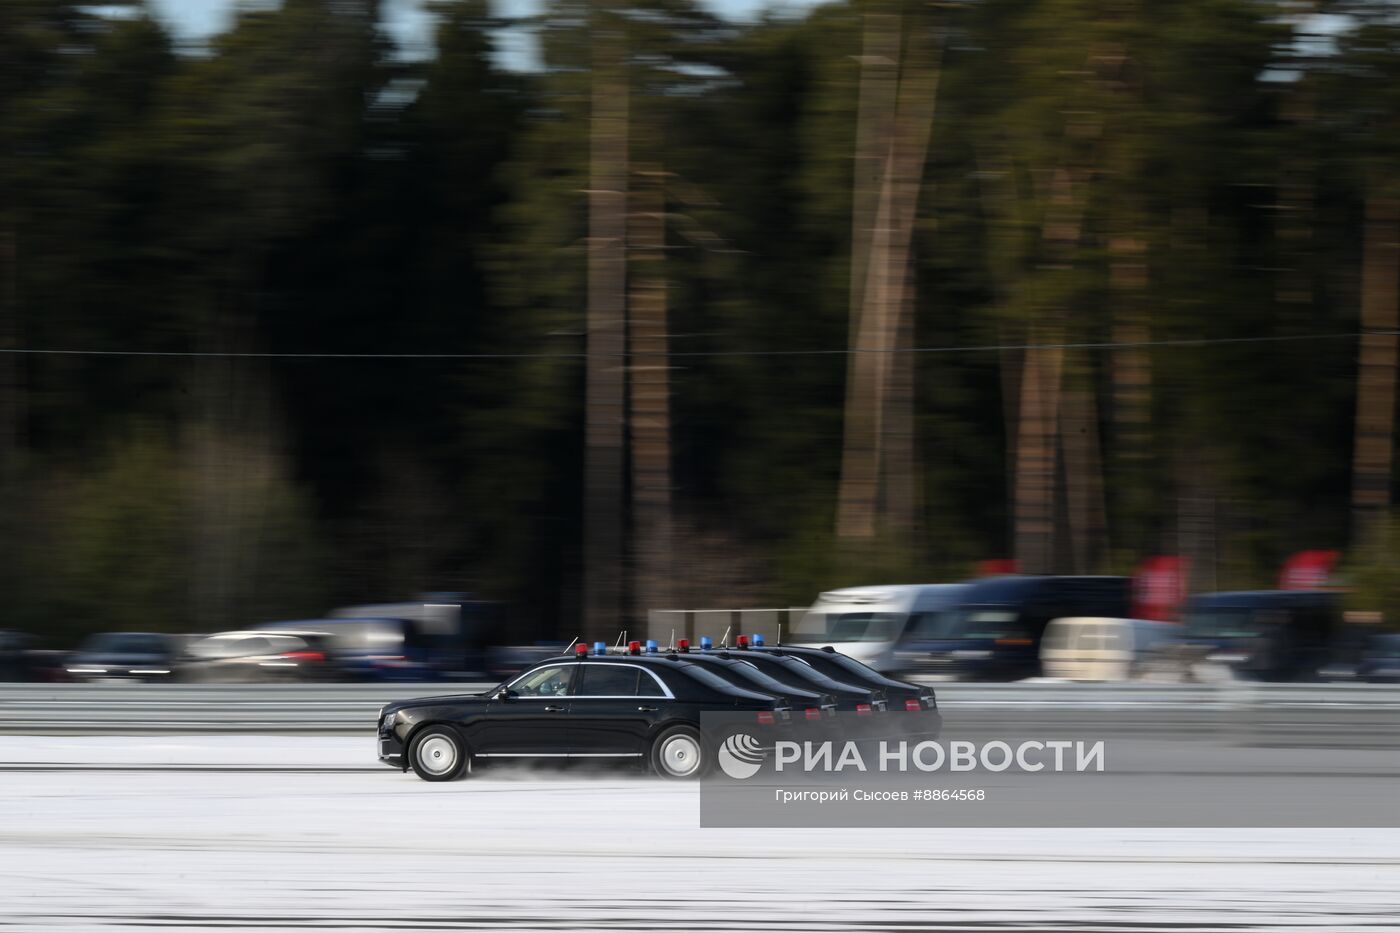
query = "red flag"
(1279, 550, 1339, 590)
(1132, 556, 1190, 621)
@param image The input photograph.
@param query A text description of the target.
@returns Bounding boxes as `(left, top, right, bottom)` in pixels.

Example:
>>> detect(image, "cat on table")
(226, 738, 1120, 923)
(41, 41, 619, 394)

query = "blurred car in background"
(64, 632, 181, 683)
(790, 583, 969, 672)
(898, 575, 1133, 680)
(1039, 617, 1178, 681)
(331, 594, 505, 678)
(1180, 590, 1338, 682)
(180, 630, 338, 683)
(1323, 631, 1400, 683)
(1356, 634, 1400, 683)
(485, 641, 573, 679)
(252, 618, 434, 681)
(0, 630, 68, 682)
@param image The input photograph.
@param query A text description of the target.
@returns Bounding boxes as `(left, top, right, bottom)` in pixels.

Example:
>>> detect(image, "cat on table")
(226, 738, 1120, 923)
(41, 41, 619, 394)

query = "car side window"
(576, 665, 641, 696)
(637, 671, 666, 697)
(510, 664, 574, 697)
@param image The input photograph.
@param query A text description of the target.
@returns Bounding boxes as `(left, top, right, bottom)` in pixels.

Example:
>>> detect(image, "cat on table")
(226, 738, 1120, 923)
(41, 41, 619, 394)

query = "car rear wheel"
(650, 725, 707, 780)
(409, 726, 468, 782)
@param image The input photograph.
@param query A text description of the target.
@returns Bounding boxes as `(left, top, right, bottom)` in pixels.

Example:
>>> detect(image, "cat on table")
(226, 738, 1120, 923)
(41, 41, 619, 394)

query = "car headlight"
(380, 711, 397, 731)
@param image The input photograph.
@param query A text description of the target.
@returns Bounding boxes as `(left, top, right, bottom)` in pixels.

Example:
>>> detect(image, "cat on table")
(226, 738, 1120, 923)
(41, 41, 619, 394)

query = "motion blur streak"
(9, 1, 1400, 647)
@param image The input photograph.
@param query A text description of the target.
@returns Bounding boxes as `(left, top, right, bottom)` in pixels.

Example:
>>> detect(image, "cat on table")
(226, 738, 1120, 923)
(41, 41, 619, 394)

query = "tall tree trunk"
(837, 17, 941, 539)
(187, 267, 273, 633)
(846, 12, 901, 343)
(1013, 148, 1092, 572)
(629, 164, 673, 625)
(0, 228, 21, 483)
(1109, 235, 1151, 554)
(583, 25, 629, 642)
(1061, 371, 1106, 573)
(1177, 443, 1217, 597)
(1014, 336, 1064, 573)
(1351, 193, 1400, 544)
(837, 12, 901, 540)
(882, 257, 920, 539)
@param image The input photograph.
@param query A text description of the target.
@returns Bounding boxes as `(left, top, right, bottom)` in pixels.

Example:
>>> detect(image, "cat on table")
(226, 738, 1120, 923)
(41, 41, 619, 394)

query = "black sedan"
(752, 643, 941, 738)
(696, 645, 886, 713)
(671, 651, 838, 730)
(378, 647, 793, 781)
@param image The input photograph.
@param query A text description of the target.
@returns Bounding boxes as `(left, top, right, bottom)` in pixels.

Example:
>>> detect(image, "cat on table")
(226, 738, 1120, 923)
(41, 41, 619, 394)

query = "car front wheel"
(409, 726, 468, 782)
(650, 725, 707, 780)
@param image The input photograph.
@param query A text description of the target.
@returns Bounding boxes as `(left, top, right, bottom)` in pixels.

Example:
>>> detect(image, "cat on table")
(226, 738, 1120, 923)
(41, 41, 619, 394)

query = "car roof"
(1186, 590, 1337, 608)
(812, 583, 967, 610)
(195, 630, 321, 640)
(534, 652, 782, 699)
(958, 574, 1130, 602)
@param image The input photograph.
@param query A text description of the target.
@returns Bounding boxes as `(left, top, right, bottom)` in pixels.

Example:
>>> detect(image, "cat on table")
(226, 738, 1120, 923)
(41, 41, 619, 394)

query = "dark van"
(1180, 590, 1339, 682)
(900, 575, 1132, 680)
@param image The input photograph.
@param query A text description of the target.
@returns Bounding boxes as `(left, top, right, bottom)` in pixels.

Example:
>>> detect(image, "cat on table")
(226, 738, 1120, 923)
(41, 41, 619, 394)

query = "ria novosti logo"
(716, 736, 1106, 780)
(717, 733, 767, 779)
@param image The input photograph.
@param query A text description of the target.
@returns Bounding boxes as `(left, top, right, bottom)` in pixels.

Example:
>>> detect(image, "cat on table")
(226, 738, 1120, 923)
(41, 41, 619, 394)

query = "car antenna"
(667, 629, 675, 652)
(614, 629, 627, 652)
(563, 636, 579, 655)
(719, 624, 731, 648)
(777, 621, 783, 646)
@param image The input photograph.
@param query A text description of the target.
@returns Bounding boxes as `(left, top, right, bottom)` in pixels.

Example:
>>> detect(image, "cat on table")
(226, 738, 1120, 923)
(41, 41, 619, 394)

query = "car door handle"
(544, 705, 566, 712)
(637, 705, 658, 712)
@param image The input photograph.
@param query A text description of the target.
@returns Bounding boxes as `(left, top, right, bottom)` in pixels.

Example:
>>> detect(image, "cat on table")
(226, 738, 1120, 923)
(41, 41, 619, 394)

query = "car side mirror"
(495, 686, 519, 701)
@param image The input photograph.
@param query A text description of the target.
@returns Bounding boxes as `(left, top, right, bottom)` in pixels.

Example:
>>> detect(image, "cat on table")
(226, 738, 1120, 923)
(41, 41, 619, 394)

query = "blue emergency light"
(699, 636, 713, 650)
(645, 639, 658, 654)
(593, 641, 607, 656)
(752, 633, 766, 646)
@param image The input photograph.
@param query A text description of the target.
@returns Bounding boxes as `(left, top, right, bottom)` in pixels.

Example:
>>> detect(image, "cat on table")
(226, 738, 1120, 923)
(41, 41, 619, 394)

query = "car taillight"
(804, 707, 821, 721)
(282, 651, 325, 662)
(905, 699, 922, 712)
(856, 703, 872, 716)
(756, 711, 775, 725)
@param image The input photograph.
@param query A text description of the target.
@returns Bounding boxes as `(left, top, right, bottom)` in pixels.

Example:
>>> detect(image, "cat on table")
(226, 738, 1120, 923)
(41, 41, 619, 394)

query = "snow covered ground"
(1, 736, 1397, 931)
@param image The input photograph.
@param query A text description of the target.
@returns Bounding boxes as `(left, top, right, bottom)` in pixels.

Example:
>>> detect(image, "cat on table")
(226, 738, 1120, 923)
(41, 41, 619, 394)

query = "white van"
(1039, 617, 1177, 682)
(787, 584, 968, 672)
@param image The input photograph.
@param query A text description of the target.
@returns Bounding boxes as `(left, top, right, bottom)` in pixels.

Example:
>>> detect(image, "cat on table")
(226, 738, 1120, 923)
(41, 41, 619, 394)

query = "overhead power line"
(0, 330, 1390, 361)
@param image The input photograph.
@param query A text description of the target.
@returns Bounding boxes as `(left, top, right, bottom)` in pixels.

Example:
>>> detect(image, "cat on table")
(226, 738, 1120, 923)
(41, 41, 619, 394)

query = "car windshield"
(789, 611, 900, 644)
(80, 633, 167, 655)
(809, 650, 904, 686)
(1371, 636, 1400, 659)
(944, 610, 1022, 640)
(755, 655, 863, 693)
(904, 610, 958, 640)
(1045, 623, 1126, 651)
(677, 663, 752, 694)
(1185, 609, 1263, 640)
(729, 660, 801, 694)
